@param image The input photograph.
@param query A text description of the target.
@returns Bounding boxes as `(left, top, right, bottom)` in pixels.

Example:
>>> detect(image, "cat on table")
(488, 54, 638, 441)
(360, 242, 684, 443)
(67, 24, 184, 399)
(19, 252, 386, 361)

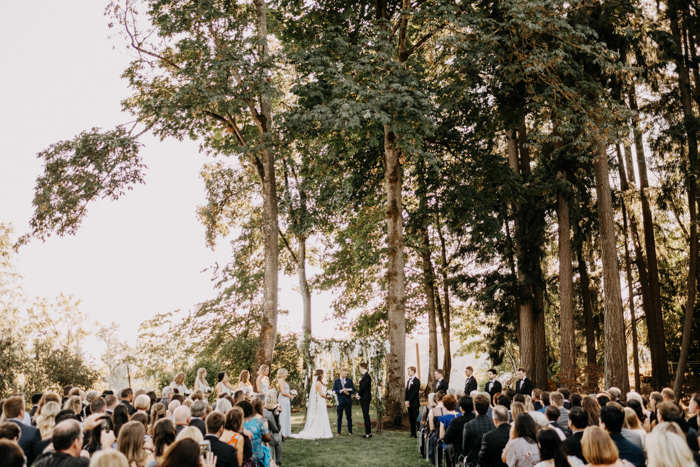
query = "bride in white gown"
(291, 369, 333, 439)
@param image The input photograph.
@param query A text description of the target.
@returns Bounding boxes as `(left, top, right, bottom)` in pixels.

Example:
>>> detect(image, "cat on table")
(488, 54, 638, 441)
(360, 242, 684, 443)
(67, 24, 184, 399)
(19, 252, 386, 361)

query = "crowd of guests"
(418, 367, 700, 467)
(0, 367, 294, 467)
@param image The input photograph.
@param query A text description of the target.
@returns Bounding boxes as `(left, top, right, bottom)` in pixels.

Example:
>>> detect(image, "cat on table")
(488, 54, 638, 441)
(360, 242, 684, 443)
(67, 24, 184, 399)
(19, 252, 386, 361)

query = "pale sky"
(0, 1, 340, 352)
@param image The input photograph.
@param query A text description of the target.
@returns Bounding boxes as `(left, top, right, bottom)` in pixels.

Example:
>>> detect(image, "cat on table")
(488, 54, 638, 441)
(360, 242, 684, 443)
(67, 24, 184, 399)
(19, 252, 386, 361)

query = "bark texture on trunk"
(593, 141, 629, 393)
(252, 0, 279, 375)
(577, 243, 597, 366)
(436, 219, 452, 379)
(557, 172, 575, 384)
(298, 237, 312, 338)
(384, 126, 406, 416)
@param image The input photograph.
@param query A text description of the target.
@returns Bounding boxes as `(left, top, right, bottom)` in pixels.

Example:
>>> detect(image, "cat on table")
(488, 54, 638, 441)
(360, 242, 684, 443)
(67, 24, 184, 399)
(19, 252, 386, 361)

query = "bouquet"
(290, 389, 298, 399)
(325, 390, 338, 406)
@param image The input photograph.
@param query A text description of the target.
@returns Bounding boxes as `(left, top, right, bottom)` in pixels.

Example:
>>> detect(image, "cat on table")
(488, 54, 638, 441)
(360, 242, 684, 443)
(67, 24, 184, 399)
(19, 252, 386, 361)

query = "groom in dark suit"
(356, 362, 372, 438)
(333, 368, 355, 435)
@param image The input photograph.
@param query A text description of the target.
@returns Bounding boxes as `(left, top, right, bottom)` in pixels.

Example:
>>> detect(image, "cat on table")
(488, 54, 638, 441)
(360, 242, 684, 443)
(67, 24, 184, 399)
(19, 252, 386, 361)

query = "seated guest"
(29, 393, 43, 421)
(545, 406, 567, 440)
(687, 393, 700, 432)
(581, 425, 629, 467)
(0, 439, 25, 467)
(173, 406, 191, 435)
(478, 405, 510, 467)
(582, 396, 601, 427)
(33, 419, 89, 467)
(119, 388, 136, 416)
(600, 404, 645, 467)
(664, 414, 700, 452)
(532, 389, 544, 411)
(626, 399, 650, 433)
(564, 407, 588, 464)
(646, 422, 696, 467)
(438, 395, 461, 442)
(134, 395, 151, 417)
(189, 400, 208, 436)
(0, 422, 20, 442)
(35, 401, 60, 441)
(428, 391, 447, 432)
(151, 418, 177, 467)
(104, 395, 118, 415)
(534, 427, 583, 467)
(623, 407, 646, 447)
(502, 413, 540, 467)
(569, 393, 582, 409)
(550, 392, 569, 428)
(221, 407, 250, 467)
(442, 396, 473, 461)
(117, 421, 154, 467)
(204, 412, 239, 467)
(90, 449, 131, 467)
(4, 395, 42, 465)
(462, 394, 495, 465)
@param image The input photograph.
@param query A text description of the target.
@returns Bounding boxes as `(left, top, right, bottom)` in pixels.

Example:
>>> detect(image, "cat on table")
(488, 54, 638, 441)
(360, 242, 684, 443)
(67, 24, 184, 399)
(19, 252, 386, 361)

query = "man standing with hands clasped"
(356, 362, 372, 438)
(405, 366, 420, 438)
(333, 368, 355, 435)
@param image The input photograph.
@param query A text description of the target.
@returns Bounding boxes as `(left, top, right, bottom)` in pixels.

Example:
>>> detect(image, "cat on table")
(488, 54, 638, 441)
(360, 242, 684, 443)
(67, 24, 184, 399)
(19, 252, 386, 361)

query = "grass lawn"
(282, 404, 429, 466)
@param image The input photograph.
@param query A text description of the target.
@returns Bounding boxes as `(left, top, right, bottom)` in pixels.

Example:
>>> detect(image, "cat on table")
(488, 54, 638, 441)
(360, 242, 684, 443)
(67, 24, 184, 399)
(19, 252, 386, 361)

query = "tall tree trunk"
(384, 126, 406, 416)
(557, 172, 576, 384)
(629, 88, 669, 389)
(616, 144, 642, 391)
(577, 243, 597, 366)
(669, 2, 700, 399)
(593, 140, 630, 393)
(252, 0, 279, 375)
(421, 227, 439, 394)
(298, 236, 312, 338)
(436, 217, 452, 379)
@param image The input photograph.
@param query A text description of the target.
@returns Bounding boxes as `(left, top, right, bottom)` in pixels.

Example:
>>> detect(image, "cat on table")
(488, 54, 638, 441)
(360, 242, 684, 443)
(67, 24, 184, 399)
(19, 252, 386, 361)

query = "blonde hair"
(117, 421, 147, 467)
(427, 393, 436, 407)
(197, 368, 207, 380)
(63, 395, 82, 415)
(276, 368, 289, 380)
(89, 448, 130, 467)
(215, 399, 232, 414)
(264, 389, 278, 410)
(173, 372, 186, 385)
(259, 365, 269, 375)
(511, 401, 526, 419)
(134, 394, 151, 412)
(523, 395, 534, 412)
(190, 390, 204, 401)
(582, 426, 619, 465)
(35, 401, 60, 438)
(646, 422, 694, 467)
(239, 370, 250, 383)
(175, 426, 203, 443)
(623, 407, 641, 430)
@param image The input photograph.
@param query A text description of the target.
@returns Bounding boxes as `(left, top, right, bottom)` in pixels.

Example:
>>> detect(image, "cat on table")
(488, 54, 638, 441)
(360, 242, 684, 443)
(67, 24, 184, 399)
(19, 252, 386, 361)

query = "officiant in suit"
(333, 368, 355, 435)
(356, 362, 372, 438)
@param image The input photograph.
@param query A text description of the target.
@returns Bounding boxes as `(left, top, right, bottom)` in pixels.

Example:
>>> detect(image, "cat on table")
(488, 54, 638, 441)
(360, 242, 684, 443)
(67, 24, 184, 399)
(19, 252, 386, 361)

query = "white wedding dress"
(290, 381, 333, 439)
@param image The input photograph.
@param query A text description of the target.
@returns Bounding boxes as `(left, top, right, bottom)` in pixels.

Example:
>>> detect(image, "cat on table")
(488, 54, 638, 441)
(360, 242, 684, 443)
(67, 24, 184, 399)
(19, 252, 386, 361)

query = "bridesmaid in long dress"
(256, 365, 270, 394)
(277, 368, 293, 437)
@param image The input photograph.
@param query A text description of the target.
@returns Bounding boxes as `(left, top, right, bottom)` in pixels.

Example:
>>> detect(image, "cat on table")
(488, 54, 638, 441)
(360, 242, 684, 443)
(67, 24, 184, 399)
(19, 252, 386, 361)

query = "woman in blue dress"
(239, 400, 271, 467)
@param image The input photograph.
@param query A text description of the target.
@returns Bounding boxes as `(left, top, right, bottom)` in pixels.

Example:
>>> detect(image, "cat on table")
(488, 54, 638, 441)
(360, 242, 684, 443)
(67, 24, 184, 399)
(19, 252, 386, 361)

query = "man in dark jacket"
(564, 407, 588, 463)
(462, 394, 494, 465)
(204, 412, 239, 467)
(357, 362, 373, 438)
(477, 405, 510, 467)
(405, 366, 420, 438)
(190, 400, 208, 436)
(443, 396, 475, 460)
(33, 420, 89, 467)
(4, 396, 43, 465)
(435, 369, 449, 393)
(485, 369, 502, 403)
(601, 404, 646, 467)
(119, 388, 136, 416)
(464, 367, 477, 395)
(514, 368, 533, 396)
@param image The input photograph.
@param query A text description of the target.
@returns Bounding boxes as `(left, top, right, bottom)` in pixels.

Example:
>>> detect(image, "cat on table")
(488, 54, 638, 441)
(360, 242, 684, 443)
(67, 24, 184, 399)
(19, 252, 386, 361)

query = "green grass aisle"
(282, 405, 428, 466)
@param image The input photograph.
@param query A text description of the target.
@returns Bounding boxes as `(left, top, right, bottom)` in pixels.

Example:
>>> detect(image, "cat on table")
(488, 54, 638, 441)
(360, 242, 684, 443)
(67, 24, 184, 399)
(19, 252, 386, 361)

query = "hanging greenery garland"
(298, 335, 388, 413)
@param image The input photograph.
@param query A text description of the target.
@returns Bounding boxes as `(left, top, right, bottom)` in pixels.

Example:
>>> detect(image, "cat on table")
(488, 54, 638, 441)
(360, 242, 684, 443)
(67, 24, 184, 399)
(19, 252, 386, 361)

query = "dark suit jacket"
(443, 412, 474, 457)
(204, 434, 239, 467)
(358, 373, 372, 402)
(190, 417, 207, 436)
(563, 430, 585, 463)
(120, 400, 136, 416)
(332, 377, 355, 406)
(176, 424, 187, 435)
(610, 432, 646, 467)
(478, 423, 510, 467)
(515, 377, 533, 396)
(462, 414, 495, 463)
(485, 379, 502, 402)
(464, 376, 477, 395)
(436, 379, 449, 393)
(9, 418, 42, 465)
(405, 377, 420, 407)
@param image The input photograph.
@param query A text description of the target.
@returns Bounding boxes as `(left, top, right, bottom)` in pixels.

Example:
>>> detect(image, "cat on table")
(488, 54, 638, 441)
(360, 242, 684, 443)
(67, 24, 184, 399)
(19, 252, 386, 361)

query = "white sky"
(0, 1, 341, 353)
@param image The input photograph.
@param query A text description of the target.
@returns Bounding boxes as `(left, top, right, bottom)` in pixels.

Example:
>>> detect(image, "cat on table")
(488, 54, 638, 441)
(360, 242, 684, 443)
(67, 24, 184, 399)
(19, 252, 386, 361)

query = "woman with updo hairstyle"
(256, 365, 270, 394)
(63, 396, 82, 418)
(148, 403, 166, 435)
(35, 401, 60, 440)
(277, 368, 293, 437)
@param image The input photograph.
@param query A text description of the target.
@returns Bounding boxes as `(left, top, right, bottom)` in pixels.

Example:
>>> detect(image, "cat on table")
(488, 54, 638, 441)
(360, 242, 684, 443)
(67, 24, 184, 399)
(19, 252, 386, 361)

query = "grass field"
(282, 404, 429, 466)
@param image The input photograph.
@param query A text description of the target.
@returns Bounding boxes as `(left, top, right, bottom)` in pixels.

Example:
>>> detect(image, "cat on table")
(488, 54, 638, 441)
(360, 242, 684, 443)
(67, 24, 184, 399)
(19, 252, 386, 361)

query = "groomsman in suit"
(464, 366, 478, 394)
(333, 368, 355, 435)
(485, 368, 502, 402)
(405, 366, 420, 438)
(4, 396, 42, 465)
(434, 369, 448, 393)
(356, 362, 373, 438)
(515, 367, 534, 396)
